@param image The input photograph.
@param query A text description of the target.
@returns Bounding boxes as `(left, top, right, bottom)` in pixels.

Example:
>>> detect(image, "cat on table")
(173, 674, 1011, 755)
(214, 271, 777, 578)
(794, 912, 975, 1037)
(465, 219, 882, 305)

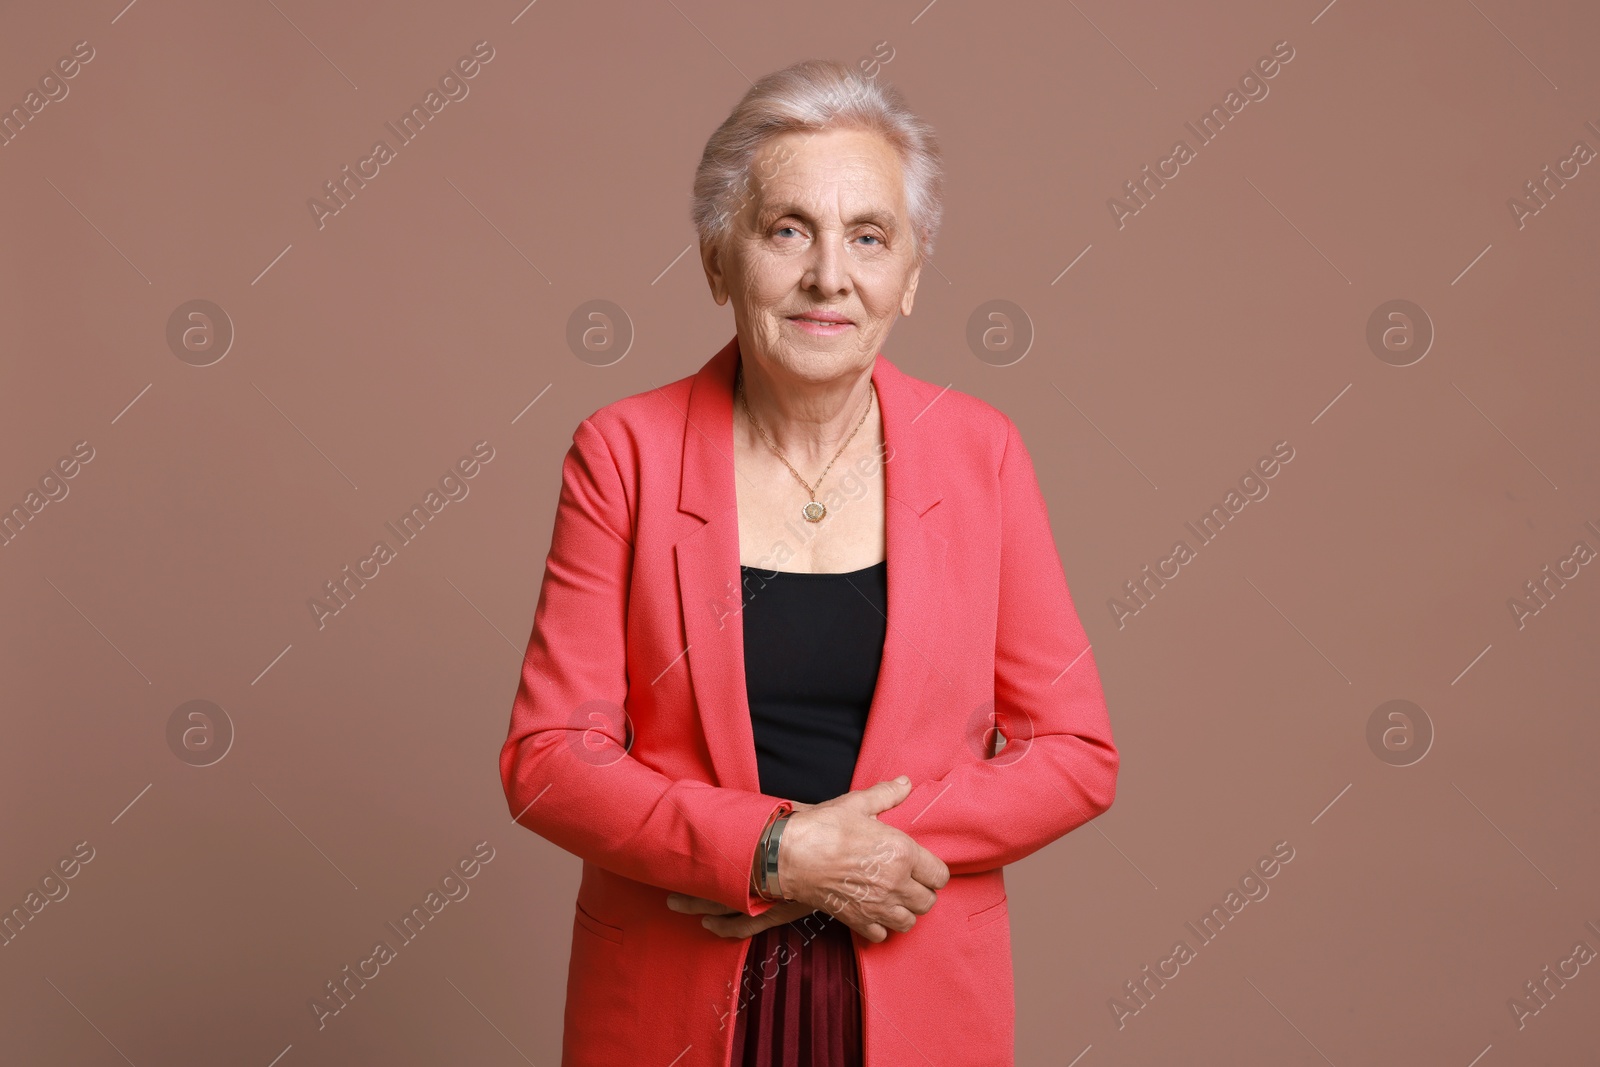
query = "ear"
(700, 239, 730, 306)
(899, 258, 923, 317)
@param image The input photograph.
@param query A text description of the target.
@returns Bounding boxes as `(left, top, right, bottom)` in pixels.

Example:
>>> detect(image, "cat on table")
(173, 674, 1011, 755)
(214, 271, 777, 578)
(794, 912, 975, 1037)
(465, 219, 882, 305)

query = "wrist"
(767, 814, 792, 901)
(752, 803, 795, 902)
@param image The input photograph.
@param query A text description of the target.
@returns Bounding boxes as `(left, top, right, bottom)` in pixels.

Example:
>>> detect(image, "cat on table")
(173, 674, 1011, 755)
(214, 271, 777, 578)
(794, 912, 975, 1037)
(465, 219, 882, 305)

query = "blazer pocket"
(574, 900, 624, 946)
(968, 895, 1008, 931)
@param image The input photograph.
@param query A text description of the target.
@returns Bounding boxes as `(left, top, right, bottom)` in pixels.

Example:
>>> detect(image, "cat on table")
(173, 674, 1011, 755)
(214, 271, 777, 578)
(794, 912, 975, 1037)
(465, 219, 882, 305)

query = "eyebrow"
(758, 201, 899, 230)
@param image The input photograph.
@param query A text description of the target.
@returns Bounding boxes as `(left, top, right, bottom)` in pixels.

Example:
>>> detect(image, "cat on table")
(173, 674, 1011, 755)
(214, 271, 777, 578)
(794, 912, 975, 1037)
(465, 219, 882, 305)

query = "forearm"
(502, 729, 791, 916)
(873, 731, 1118, 874)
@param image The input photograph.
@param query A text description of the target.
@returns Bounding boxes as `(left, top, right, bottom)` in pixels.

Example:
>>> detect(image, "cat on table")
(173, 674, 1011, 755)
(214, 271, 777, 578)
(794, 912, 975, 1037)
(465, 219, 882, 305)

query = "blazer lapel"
(674, 335, 947, 795)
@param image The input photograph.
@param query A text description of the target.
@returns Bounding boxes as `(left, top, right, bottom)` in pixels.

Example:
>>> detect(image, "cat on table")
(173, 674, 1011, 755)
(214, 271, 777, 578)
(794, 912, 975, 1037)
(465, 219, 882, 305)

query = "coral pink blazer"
(499, 335, 1118, 1066)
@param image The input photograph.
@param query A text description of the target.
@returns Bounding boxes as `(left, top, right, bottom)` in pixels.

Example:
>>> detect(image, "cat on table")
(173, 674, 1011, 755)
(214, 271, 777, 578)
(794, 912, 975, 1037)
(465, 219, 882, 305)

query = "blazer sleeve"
(873, 417, 1119, 875)
(499, 416, 793, 917)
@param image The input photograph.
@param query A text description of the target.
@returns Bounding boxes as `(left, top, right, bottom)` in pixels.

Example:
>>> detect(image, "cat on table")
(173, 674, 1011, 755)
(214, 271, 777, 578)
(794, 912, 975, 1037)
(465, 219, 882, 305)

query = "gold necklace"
(736, 365, 876, 523)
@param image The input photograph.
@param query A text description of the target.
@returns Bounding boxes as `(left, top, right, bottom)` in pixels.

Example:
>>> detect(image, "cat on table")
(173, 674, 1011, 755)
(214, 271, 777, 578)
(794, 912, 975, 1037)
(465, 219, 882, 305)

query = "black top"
(739, 560, 888, 805)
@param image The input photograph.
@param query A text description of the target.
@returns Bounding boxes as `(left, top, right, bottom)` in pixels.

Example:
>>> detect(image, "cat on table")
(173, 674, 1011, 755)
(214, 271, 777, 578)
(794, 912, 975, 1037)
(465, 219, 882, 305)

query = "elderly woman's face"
(703, 126, 922, 384)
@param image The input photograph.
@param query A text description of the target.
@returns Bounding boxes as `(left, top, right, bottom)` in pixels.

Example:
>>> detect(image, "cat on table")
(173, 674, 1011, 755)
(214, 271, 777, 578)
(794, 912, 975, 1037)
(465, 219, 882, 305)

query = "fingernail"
(896, 775, 909, 785)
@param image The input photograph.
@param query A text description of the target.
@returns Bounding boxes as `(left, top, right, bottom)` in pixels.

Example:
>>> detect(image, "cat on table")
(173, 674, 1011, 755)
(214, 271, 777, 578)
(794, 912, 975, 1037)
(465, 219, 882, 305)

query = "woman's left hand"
(666, 893, 822, 939)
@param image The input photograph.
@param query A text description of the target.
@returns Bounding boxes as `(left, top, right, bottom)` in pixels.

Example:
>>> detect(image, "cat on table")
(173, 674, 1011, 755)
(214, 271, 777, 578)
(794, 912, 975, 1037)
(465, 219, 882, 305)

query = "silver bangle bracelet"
(763, 814, 791, 901)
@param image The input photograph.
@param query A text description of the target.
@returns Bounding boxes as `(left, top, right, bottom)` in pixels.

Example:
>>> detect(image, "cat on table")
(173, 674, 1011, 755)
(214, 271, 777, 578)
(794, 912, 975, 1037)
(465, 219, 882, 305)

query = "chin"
(778, 345, 870, 383)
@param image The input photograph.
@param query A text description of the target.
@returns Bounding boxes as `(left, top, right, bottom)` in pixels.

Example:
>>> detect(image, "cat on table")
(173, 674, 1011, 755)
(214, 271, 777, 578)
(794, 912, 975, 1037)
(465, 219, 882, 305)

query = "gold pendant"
(802, 501, 826, 523)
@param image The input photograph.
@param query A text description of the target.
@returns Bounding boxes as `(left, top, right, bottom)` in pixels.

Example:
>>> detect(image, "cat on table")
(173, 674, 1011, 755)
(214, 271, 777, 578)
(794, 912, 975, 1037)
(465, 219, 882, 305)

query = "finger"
(700, 901, 810, 938)
(666, 893, 738, 916)
(706, 902, 802, 937)
(900, 882, 939, 916)
(852, 776, 914, 816)
(879, 903, 919, 934)
(701, 914, 754, 938)
(908, 844, 951, 891)
(834, 914, 883, 942)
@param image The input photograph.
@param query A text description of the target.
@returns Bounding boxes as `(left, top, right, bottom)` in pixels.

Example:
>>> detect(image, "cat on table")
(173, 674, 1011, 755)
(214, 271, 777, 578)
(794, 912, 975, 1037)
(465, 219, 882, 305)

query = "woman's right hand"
(778, 776, 950, 943)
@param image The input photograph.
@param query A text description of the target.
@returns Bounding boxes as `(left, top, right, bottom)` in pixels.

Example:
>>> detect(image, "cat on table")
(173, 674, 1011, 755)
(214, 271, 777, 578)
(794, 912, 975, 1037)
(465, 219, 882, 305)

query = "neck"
(736, 355, 878, 468)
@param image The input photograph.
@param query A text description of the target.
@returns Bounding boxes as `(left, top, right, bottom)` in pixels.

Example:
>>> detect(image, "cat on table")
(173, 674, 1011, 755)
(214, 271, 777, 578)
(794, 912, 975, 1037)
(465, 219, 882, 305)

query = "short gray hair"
(690, 58, 944, 264)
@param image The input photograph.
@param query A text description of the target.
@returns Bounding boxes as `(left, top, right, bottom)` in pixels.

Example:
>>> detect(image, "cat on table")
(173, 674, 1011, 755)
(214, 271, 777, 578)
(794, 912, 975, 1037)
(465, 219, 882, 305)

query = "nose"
(802, 235, 851, 298)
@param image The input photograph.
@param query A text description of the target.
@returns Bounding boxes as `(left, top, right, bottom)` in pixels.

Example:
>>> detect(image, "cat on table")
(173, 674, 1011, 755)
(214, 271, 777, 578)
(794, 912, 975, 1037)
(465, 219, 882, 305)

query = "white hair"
(690, 58, 944, 264)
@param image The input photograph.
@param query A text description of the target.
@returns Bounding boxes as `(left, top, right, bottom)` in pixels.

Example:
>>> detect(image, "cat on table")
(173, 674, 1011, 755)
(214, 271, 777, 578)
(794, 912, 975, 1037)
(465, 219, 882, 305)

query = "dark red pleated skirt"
(731, 910, 863, 1067)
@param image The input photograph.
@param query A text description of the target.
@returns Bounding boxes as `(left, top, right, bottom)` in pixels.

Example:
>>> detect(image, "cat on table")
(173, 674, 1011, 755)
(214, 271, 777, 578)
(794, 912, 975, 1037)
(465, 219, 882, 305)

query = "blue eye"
(776, 226, 800, 237)
(856, 234, 881, 246)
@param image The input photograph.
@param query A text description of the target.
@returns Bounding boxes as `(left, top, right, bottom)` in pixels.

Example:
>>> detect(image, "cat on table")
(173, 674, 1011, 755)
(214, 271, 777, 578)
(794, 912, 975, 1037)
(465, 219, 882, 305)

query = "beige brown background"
(3, 0, 1597, 1063)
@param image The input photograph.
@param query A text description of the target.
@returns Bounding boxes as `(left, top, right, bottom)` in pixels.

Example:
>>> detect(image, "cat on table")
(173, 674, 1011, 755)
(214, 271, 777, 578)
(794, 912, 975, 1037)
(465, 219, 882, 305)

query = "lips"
(789, 312, 853, 324)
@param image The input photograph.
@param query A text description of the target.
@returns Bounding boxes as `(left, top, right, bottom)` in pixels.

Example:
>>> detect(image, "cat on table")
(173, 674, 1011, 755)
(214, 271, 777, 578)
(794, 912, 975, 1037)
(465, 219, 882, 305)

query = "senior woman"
(499, 59, 1119, 1067)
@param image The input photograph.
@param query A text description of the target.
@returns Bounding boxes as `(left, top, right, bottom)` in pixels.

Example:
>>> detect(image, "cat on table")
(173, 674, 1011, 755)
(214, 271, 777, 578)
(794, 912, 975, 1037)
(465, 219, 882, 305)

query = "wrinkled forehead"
(744, 128, 908, 223)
